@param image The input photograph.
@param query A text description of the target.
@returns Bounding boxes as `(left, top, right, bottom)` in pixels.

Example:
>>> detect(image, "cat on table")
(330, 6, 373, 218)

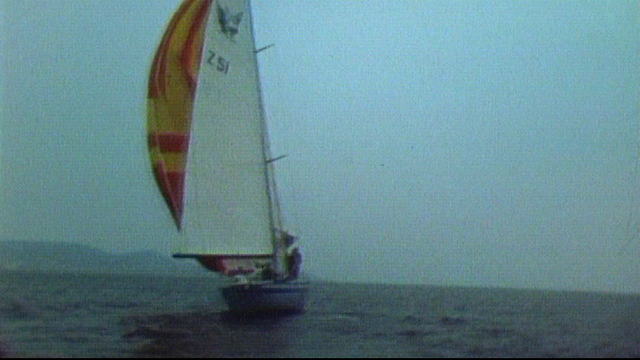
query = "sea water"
(0, 271, 638, 358)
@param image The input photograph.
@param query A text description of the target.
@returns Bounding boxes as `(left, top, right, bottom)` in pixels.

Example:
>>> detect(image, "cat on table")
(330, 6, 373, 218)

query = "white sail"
(176, 0, 274, 256)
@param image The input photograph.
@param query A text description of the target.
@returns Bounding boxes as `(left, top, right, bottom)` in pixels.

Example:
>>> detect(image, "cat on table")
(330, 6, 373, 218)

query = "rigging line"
(255, 44, 275, 54)
(266, 155, 288, 163)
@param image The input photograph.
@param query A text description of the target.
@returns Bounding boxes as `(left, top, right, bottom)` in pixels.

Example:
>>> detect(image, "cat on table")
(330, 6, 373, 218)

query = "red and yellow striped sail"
(147, 0, 212, 229)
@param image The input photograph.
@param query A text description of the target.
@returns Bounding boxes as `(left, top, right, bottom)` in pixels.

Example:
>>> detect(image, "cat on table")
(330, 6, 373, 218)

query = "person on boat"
(282, 231, 297, 248)
(273, 230, 302, 281)
(286, 246, 303, 281)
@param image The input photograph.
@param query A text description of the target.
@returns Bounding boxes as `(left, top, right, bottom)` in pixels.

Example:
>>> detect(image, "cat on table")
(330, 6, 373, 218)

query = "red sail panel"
(147, 0, 213, 229)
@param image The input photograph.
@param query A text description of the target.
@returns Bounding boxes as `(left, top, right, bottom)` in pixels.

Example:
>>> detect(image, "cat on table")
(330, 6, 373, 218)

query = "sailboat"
(147, 0, 308, 315)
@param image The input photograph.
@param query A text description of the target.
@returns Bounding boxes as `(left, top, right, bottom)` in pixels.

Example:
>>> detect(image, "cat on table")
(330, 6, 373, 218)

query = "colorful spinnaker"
(148, 0, 212, 229)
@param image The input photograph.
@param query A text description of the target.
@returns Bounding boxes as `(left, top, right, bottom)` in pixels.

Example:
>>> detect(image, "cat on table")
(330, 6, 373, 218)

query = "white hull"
(221, 281, 309, 315)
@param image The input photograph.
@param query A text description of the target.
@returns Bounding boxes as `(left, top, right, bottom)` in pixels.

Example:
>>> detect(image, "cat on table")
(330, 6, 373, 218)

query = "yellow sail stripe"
(147, 0, 212, 228)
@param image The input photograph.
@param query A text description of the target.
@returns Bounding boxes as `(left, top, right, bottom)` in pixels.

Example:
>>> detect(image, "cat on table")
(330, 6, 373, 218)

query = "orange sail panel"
(147, 0, 213, 229)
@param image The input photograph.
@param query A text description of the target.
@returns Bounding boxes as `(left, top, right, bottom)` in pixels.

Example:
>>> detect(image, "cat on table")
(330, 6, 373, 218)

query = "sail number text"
(207, 51, 230, 74)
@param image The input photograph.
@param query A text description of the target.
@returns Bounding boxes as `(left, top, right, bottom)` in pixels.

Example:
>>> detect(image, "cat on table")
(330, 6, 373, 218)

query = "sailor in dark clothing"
(282, 231, 297, 249)
(287, 246, 303, 281)
(277, 230, 303, 281)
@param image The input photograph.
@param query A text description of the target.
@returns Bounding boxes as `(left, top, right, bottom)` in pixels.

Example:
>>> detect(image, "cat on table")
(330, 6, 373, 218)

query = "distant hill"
(0, 241, 211, 277)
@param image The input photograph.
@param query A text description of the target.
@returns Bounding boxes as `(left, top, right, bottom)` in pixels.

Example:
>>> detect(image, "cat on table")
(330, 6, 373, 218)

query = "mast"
(247, 0, 288, 276)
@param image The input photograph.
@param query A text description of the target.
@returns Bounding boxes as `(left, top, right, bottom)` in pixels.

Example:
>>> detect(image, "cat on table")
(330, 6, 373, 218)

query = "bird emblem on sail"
(217, 2, 244, 40)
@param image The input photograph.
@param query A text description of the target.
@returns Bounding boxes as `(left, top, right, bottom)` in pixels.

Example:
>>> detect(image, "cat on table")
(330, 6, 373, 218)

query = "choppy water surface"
(0, 272, 638, 357)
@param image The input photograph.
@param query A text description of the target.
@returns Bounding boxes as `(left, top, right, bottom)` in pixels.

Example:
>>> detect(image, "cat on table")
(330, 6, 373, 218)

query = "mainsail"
(148, 0, 284, 275)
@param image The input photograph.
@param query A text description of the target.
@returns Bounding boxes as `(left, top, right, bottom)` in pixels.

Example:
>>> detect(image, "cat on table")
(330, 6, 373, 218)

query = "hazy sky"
(1, 1, 638, 294)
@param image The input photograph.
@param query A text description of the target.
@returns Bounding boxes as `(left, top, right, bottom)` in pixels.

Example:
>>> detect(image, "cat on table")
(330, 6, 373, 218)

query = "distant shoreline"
(0, 268, 216, 279)
(0, 241, 207, 277)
